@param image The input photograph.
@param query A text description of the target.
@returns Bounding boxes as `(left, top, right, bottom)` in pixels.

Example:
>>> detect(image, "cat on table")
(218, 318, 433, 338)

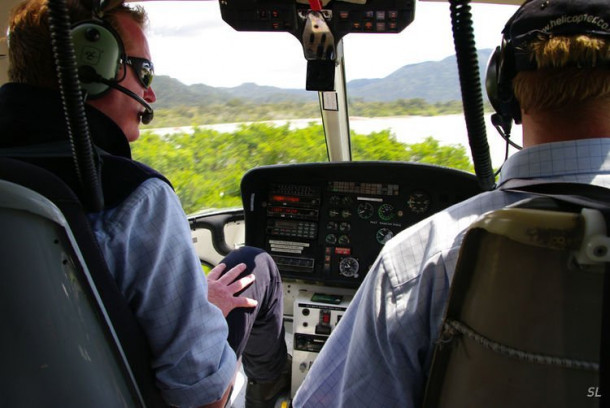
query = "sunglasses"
(124, 56, 154, 89)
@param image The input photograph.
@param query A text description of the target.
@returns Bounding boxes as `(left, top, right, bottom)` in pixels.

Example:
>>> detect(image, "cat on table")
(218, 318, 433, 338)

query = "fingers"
(208, 262, 246, 282)
(223, 263, 248, 282)
(208, 262, 256, 293)
(207, 263, 227, 281)
(232, 296, 258, 309)
(216, 262, 248, 284)
(206, 262, 258, 314)
(229, 272, 256, 293)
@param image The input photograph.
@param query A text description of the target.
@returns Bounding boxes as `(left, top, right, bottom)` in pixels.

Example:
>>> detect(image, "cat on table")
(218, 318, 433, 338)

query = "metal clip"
(301, 11, 335, 61)
(575, 208, 610, 265)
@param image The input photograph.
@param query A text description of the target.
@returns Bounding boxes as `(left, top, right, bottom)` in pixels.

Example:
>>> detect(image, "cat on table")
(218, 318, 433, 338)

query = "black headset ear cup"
(485, 40, 522, 125)
(71, 20, 123, 98)
(485, 45, 503, 114)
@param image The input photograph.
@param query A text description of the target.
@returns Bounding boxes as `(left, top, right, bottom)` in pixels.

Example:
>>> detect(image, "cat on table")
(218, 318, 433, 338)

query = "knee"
(234, 246, 266, 260)
(223, 246, 280, 281)
(253, 249, 281, 282)
(248, 247, 281, 286)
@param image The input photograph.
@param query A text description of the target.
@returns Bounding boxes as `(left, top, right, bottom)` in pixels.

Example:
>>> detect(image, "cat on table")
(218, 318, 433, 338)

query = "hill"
(348, 49, 492, 103)
(151, 48, 493, 109)
(152, 76, 316, 109)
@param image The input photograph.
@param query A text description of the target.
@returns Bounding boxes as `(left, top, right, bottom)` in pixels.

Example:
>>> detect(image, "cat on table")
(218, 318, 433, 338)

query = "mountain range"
(152, 48, 493, 110)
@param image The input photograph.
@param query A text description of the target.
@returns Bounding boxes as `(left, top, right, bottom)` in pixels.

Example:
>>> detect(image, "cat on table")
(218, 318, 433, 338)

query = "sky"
(139, 1, 520, 89)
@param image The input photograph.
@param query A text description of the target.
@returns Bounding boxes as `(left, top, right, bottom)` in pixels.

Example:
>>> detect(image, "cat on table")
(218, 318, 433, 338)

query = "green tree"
(133, 124, 473, 214)
(404, 136, 474, 171)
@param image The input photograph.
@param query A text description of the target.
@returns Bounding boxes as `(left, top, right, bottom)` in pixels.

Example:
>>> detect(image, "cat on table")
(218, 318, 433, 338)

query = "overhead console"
(219, 0, 415, 36)
(219, 0, 416, 90)
(241, 162, 481, 289)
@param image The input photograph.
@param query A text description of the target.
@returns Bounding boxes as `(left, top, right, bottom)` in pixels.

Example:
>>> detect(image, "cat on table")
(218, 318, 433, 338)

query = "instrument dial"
(339, 257, 359, 278)
(357, 202, 375, 219)
(325, 234, 337, 244)
(376, 228, 394, 245)
(327, 221, 338, 231)
(342, 196, 355, 207)
(378, 203, 395, 221)
(407, 191, 431, 214)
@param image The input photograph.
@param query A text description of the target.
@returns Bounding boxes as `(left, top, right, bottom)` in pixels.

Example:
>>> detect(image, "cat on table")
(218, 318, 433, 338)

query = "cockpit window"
(132, 1, 520, 213)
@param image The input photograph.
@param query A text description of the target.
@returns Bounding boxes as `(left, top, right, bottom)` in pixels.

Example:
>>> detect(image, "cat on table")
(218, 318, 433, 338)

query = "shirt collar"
(497, 138, 610, 188)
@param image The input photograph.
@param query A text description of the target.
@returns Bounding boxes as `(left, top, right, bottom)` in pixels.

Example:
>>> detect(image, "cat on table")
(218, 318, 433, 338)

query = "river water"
(349, 114, 523, 170)
(150, 113, 523, 170)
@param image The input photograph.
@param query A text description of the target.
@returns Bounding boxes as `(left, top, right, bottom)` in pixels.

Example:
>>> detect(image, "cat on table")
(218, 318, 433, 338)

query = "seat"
(0, 157, 166, 407)
(422, 198, 610, 408)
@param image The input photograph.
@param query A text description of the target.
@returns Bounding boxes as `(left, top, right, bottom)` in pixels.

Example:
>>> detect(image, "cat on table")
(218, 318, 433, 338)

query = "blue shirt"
(0, 83, 235, 407)
(292, 138, 610, 408)
(88, 178, 236, 407)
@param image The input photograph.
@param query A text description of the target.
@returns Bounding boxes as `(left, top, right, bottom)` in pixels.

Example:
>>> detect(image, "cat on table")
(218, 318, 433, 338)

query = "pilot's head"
(487, 0, 610, 146)
(507, 0, 610, 115)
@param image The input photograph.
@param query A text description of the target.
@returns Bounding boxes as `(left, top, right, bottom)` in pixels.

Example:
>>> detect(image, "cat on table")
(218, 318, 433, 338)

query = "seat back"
(422, 202, 609, 407)
(0, 177, 142, 406)
(0, 157, 166, 407)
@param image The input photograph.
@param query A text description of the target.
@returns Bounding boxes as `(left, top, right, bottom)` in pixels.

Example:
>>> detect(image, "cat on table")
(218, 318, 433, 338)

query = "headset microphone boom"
(72, 20, 154, 125)
(79, 66, 154, 125)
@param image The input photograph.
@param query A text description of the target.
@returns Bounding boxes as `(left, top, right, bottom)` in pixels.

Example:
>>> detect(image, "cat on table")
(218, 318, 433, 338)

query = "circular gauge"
(339, 257, 360, 278)
(378, 203, 395, 221)
(357, 202, 375, 219)
(338, 235, 350, 245)
(327, 221, 338, 231)
(407, 191, 432, 214)
(329, 209, 339, 218)
(329, 196, 341, 206)
(376, 228, 394, 245)
(339, 222, 351, 232)
(342, 196, 355, 207)
(341, 209, 352, 218)
(325, 234, 337, 245)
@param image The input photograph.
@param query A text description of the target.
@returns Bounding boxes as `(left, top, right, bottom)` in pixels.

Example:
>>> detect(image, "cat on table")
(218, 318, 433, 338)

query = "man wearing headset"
(1, 0, 289, 407)
(293, 0, 610, 406)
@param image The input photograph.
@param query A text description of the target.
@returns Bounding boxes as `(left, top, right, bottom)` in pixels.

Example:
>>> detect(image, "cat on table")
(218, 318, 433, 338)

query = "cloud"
(143, 1, 226, 37)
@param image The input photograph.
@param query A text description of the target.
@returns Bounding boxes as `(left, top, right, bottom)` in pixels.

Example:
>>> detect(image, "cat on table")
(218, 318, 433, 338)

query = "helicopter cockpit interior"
(5, 0, 608, 407)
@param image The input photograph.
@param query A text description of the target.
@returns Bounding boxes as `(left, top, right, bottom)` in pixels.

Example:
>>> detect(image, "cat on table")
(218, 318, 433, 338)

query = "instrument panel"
(241, 162, 481, 288)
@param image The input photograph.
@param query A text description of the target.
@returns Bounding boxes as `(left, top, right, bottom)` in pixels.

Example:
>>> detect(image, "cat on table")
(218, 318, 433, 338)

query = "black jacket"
(0, 82, 170, 209)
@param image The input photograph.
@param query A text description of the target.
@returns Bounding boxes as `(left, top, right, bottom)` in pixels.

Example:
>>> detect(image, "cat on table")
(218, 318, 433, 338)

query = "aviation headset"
(70, 10, 154, 125)
(485, 0, 533, 129)
(485, 0, 610, 130)
(71, 19, 124, 98)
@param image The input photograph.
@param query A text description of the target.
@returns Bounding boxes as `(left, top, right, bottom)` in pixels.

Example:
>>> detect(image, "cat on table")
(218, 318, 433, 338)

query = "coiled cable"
(449, 0, 495, 191)
(47, 0, 104, 211)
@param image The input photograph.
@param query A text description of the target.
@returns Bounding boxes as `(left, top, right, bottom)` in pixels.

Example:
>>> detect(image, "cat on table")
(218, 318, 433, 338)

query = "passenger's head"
(7, 0, 155, 141)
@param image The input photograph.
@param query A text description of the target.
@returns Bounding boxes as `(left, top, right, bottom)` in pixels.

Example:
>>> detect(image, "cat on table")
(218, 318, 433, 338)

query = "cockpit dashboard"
(241, 161, 481, 289)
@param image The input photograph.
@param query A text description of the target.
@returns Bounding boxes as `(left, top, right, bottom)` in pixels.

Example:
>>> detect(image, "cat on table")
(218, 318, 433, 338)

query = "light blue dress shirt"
(88, 178, 236, 407)
(293, 138, 610, 408)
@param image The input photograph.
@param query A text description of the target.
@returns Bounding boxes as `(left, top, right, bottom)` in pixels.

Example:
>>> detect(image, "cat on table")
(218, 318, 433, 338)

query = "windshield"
(132, 0, 520, 213)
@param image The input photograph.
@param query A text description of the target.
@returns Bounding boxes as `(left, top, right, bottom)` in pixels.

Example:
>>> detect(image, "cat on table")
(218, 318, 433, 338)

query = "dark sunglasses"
(124, 56, 154, 89)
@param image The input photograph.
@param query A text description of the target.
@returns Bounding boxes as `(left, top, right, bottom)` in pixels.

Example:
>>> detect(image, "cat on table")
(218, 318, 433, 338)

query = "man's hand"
(207, 263, 258, 317)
